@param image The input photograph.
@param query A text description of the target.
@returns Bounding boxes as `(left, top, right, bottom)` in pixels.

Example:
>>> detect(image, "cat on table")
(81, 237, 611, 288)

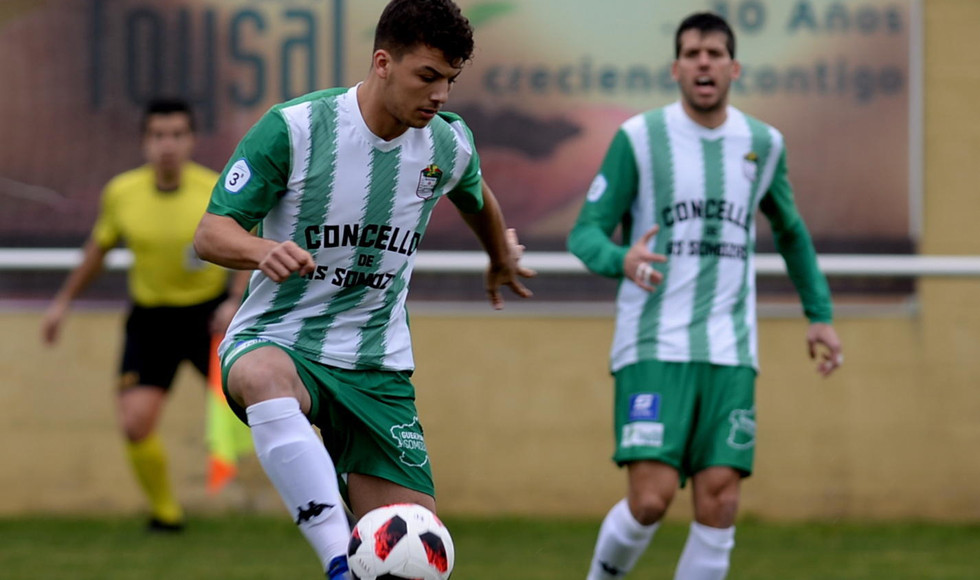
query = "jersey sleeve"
(566, 128, 638, 278)
(759, 148, 834, 323)
(89, 181, 121, 250)
(442, 114, 483, 214)
(207, 109, 292, 231)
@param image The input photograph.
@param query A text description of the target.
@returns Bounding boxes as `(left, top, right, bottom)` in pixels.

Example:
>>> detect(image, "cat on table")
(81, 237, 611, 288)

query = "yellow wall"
(2, 0, 980, 521)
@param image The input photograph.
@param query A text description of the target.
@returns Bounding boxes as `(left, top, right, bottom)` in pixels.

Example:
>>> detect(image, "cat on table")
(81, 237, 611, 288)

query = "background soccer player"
(193, 1, 533, 577)
(41, 99, 243, 531)
(568, 12, 843, 580)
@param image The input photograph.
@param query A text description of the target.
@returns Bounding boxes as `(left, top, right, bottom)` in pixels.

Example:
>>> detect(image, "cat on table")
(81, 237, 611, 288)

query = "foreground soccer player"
(568, 12, 843, 580)
(193, 1, 532, 577)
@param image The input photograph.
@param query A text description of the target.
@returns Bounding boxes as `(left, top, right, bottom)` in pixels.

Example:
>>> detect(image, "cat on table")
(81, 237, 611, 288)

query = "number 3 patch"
(224, 158, 252, 194)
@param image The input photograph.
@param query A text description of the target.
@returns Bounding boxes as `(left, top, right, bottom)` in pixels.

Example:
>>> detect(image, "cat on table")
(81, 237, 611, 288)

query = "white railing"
(2, 248, 980, 277)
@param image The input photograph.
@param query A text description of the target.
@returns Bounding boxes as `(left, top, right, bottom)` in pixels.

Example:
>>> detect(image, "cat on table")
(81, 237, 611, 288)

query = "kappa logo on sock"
(600, 561, 625, 576)
(295, 500, 333, 524)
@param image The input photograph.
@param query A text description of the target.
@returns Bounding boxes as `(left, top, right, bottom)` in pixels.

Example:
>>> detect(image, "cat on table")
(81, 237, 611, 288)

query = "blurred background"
(1, 0, 978, 526)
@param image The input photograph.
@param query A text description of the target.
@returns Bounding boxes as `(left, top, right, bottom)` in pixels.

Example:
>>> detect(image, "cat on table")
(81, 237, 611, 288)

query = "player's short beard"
(684, 88, 727, 114)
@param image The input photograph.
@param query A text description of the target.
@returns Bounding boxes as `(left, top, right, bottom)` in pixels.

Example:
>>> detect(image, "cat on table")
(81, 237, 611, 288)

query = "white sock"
(247, 398, 350, 572)
(587, 498, 660, 579)
(673, 521, 735, 580)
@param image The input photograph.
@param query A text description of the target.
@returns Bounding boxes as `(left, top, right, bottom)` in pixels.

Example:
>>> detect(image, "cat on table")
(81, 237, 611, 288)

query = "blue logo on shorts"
(628, 393, 661, 421)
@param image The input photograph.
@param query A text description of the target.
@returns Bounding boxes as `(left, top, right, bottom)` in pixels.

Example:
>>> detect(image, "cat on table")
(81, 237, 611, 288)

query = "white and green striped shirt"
(569, 102, 831, 372)
(210, 86, 483, 371)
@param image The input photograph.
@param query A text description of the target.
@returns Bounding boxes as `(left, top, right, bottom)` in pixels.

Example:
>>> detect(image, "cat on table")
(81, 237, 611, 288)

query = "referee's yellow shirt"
(91, 162, 227, 307)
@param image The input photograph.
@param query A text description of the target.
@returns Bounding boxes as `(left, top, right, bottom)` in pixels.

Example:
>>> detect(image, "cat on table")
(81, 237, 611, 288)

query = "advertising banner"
(0, 0, 917, 258)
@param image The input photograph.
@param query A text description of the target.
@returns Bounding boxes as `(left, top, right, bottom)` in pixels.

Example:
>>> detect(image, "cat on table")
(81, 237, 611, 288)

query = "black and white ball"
(347, 503, 454, 580)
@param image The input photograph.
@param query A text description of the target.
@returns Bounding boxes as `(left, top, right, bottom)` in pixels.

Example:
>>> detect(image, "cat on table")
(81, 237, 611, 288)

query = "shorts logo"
(224, 338, 270, 363)
(119, 371, 140, 391)
(621, 422, 664, 448)
(224, 158, 252, 194)
(390, 416, 429, 468)
(628, 393, 661, 421)
(416, 164, 442, 200)
(727, 407, 756, 450)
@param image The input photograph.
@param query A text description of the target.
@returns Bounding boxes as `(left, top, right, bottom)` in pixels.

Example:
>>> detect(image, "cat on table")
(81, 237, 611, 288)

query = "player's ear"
(670, 60, 679, 82)
(372, 49, 392, 80)
(730, 59, 741, 81)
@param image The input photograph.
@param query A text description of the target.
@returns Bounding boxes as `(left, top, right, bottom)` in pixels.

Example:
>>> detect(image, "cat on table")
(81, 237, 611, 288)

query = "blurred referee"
(41, 99, 242, 531)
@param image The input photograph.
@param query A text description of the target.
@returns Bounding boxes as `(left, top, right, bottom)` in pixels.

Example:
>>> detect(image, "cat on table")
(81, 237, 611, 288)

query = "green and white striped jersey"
(569, 102, 832, 372)
(209, 86, 483, 371)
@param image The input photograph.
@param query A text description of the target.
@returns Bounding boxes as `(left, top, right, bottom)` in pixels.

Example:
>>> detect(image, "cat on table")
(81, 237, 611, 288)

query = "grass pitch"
(1, 514, 978, 579)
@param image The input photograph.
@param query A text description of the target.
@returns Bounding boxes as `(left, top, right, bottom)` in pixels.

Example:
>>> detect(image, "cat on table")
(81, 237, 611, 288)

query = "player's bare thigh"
(226, 345, 312, 413)
(347, 472, 436, 519)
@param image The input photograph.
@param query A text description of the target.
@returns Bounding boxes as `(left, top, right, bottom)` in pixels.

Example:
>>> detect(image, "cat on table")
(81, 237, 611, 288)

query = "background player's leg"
(119, 385, 183, 529)
(587, 461, 677, 580)
(673, 466, 739, 580)
(228, 347, 350, 578)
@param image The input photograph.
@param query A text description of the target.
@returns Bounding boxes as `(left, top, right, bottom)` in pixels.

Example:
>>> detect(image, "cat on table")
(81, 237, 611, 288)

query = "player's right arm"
(567, 129, 665, 289)
(194, 214, 313, 283)
(193, 109, 314, 283)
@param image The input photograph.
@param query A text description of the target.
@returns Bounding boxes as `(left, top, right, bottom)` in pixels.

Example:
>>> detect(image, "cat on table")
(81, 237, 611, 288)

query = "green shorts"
(221, 339, 434, 498)
(613, 359, 757, 483)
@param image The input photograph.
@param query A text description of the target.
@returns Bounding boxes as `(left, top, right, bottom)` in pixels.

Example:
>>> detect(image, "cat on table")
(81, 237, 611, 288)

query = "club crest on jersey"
(742, 151, 759, 183)
(416, 164, 442, 200)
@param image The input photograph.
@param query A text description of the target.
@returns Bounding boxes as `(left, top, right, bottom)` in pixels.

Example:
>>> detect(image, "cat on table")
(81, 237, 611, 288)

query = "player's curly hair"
(374, 0, 475, 67)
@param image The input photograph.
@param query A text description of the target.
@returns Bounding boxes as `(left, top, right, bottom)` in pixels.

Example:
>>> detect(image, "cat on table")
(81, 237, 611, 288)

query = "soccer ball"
(347, 503, 454, 580)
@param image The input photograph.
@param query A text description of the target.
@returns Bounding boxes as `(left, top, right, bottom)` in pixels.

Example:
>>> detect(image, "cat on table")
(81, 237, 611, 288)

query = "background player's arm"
(41, 238, 110, 345)
(568, 128, 664, 288)
(458, 181, 534, 310)
(194, 213, 313, 284)
(760, 148, 842, 376)
(209, 268, 253, 336)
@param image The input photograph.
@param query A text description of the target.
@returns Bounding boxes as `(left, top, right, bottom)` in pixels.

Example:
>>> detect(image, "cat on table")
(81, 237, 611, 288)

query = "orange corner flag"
(206, 335, 253, 494)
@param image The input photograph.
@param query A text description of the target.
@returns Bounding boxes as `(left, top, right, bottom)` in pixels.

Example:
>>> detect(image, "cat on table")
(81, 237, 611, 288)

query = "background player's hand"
(209, 298, 240, 335)
(486, 228, 535, 310)
(258, 241, 315, 283)
(40, 300, 69, 345)
(807, 323, 843, 377)
(624, 225, 667, 292)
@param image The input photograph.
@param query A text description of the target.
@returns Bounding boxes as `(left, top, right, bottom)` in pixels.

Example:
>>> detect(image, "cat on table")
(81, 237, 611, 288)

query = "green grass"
(1, 514, 978, 579)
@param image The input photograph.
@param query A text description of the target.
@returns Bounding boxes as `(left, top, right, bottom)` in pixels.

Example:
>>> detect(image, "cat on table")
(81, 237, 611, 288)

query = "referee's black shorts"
(119, 294, 226, 391)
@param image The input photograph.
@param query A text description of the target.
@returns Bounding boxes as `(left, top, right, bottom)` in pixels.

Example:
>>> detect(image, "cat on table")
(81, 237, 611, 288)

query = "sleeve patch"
(224, 158, 252, 194)
(586, 174, 608, 202)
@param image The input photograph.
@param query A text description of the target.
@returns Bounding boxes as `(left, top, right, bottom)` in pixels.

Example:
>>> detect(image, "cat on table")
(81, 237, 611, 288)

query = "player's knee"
(120, 417, 153, 442)
(628, 490, 673, 525)
(694, 487, 740, 527)
(117, 402, 158, 441)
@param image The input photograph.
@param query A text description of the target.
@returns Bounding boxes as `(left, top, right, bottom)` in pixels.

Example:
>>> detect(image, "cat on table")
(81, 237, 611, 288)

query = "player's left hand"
(486, 228, 535, 310)
(807, 322, 843, 377)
